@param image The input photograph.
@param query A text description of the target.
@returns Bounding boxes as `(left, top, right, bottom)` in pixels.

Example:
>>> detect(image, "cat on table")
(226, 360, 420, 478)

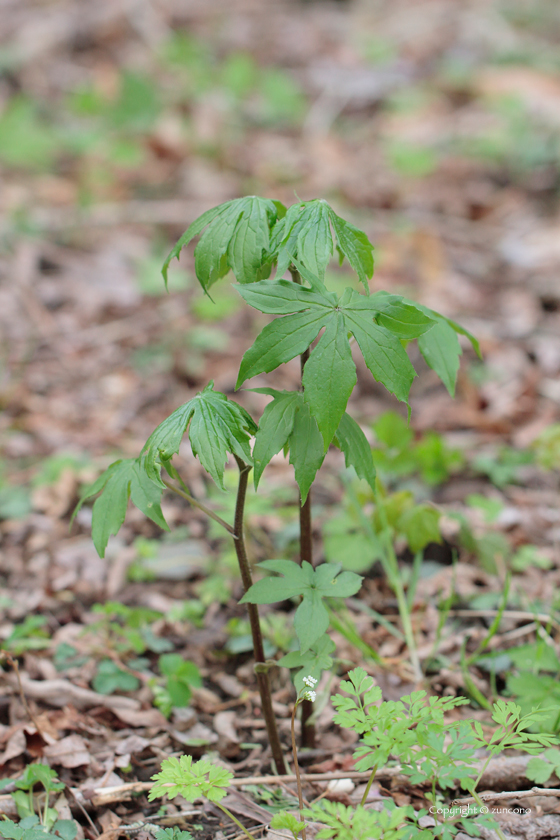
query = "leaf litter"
(1, 0, 560, 838)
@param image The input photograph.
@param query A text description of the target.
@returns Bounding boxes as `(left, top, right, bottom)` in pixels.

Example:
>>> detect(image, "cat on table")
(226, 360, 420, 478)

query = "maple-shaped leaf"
(74, 459, 168, 558)
(240, 560, 362, 652)
(149, 756, 233, 804)
(269, 199, 374, 289)
(236, 277, 435, 448)
(162, 196, 285, 290)
(141, 382, 257, 490)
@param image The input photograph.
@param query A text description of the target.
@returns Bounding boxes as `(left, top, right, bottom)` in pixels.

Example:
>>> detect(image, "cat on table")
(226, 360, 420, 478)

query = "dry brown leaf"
(44, 734, 90, 768)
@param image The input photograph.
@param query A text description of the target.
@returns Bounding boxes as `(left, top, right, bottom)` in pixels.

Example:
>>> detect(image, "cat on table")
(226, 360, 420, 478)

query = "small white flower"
(304, 690, 316, 703)
(302, 675, 317, 687)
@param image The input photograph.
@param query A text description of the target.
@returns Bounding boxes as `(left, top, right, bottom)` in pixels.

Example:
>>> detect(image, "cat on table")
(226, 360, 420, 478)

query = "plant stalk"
(215, 801, 257, 840)
(360, 765, 378, 806)
(291, 271, 316, 747)
(291, 700, 307, 840)
(233, 456, 288, 775)
(161, 479, 236, 536)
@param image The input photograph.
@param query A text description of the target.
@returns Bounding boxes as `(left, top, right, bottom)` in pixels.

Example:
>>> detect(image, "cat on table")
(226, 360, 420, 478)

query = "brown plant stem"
(296, 324, 316, 748)
(0, 651, 44, 739)
(233, 456, 287, 776)
(291, 700, 307, 840)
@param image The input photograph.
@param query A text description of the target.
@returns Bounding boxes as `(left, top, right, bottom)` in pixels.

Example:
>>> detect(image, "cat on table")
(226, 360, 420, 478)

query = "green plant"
(4, 617, 50, 655)
(0, 765, 78, 840)
(151, 653, 202, 717)
(330, 668, 558, 839)
(77, 194, 477, 772)
(149, 757, 253, 840)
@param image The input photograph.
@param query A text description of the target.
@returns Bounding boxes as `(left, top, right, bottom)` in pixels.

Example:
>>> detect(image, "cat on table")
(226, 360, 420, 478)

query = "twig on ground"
(0, 651, 45, 739)
(454, 787, 560, 805)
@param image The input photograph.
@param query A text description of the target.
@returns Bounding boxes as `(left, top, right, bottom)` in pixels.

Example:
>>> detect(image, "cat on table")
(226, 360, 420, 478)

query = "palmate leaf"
(252, 389, 374, 501)
(236, 277, 437, 448)
(240, 560, 362, 652)
(141, 382, 257, 490)
(270, 199, 375, 289)
(75, 459, 168, 558)
(162, 196, 284, 290)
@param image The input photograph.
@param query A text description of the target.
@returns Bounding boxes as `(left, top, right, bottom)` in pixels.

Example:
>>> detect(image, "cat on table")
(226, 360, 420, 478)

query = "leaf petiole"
(161, 479, 236, 537)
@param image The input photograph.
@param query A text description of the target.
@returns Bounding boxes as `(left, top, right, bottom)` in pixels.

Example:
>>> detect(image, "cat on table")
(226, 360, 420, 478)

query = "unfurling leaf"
(162, 196, 284, 290)
(75, 458, 168, 558)
(141, 382, 257, 490)
(270, 199, 375, 289)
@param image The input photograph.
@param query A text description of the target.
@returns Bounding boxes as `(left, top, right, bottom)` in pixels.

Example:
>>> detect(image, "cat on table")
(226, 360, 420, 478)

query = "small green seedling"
(151, 653, 202, 717)
(0, 765, 78, 840)
(149, 757, 255, 840)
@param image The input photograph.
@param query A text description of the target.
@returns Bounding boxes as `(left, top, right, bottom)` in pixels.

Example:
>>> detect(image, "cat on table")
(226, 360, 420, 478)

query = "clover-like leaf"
(162, 196, 284, 290)
(141, 382, 257, 490)
(240, 560, 362, 652)
(75, 458, 168, 558)
(149, 756, 233, 804)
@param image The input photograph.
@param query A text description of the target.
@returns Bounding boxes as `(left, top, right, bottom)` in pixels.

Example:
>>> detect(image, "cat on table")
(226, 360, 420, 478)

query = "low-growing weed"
(0, 765, 78, 840)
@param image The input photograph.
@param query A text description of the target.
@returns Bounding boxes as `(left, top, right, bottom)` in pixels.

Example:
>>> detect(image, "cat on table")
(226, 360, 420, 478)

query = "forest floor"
(1, 1, 560, 838)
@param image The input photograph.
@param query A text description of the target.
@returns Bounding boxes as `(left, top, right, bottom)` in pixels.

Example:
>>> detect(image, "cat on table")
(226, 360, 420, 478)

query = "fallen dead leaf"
(44, 734, 90, 768)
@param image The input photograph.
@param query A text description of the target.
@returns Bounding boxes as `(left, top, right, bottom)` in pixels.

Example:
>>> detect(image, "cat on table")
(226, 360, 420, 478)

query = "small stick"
(0, 651, 44, 739)
(453, 787, 560, 806)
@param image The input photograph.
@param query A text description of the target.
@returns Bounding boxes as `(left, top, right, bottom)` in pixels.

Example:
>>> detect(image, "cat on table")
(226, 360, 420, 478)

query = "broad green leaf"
(271, 200, 374, 288)
(226, 197, 280, 284)
(278, 634, 335, 692)
(252, 390, 300, 487)
(162, 197, 281, 291)
(373, 299, 435, 339)
(526, 756, 555, 785)
(241, 560, 362, 653)
(141, 382, 257, 490)
(236, 278, 330, 314)
(294, 592, 330, 653)
(239, 560, 308, 604)
(344, 310, 416, 403)
(295, 200, 333, 279)
(93, 659, 140, 694)
(236, 309, 329, 386)
(334, 413, 376, 491)
(303, 312, 357, 449)
(446, 316, 482, 358)
(418, 318, 462, 396)
(328, 208, 375, 291)
(398, 504, 442, 553)
(83, 459, 168, 557)
(252, 388, 325, 501)
(288, 398, 325, 502)
(161, 203, 225, 287)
